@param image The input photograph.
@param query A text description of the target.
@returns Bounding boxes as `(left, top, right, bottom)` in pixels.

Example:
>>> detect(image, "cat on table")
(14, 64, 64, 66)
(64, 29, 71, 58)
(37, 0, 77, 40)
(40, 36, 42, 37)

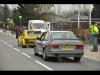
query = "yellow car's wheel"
(17, 38, 20, 46)
(21, 39, 26, 48)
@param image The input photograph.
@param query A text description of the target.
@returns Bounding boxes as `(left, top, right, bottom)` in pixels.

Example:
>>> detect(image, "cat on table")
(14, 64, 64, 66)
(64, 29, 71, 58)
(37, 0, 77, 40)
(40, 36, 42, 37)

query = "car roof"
(24, 30, 34, 32)
(47, 31, 73, 33)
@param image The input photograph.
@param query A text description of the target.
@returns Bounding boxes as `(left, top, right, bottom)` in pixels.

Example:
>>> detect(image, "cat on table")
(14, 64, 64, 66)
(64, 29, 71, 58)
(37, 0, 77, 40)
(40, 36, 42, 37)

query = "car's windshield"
(50, 32, 78, 40)
(31, 23, 45, 29)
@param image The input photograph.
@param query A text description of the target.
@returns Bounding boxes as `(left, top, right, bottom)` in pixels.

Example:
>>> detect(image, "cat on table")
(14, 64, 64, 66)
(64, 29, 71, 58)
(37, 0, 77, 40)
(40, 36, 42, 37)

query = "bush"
(73, 28, 90, 42)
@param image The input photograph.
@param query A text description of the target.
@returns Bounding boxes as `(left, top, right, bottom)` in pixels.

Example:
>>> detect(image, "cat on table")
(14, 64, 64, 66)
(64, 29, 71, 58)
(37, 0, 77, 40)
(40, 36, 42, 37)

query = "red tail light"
(76, 45, 84, 49)
(48, 44, 59, 48)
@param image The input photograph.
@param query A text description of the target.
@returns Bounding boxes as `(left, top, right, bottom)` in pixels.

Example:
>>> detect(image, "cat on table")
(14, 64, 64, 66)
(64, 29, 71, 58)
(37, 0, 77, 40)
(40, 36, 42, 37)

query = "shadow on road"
(33, 54, 82, 63)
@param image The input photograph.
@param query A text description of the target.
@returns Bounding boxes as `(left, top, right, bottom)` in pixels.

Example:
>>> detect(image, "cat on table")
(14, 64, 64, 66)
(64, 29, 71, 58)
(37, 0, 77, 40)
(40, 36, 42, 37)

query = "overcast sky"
(6, 4, 73, 11)
(7, 4, 18, 10)
(55, 4, 73, 14)
(0, 4, 93, 16)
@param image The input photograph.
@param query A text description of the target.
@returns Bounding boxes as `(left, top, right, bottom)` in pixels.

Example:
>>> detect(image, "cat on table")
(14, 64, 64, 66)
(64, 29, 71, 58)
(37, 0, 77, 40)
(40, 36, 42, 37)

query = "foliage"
(2, 4, 10, 25)
(17, 4, 41, 27)
(12, 8, 20, 26)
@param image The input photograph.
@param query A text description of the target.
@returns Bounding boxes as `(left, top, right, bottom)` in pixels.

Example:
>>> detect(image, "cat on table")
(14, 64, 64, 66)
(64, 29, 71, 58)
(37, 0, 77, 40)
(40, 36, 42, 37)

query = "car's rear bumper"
(24, 40, 35, 46)
(46, 50, 84, 57)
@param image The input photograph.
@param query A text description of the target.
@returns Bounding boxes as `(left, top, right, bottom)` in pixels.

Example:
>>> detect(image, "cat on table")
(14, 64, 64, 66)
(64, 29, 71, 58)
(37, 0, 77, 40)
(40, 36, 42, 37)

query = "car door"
(37, 32, 47, 54)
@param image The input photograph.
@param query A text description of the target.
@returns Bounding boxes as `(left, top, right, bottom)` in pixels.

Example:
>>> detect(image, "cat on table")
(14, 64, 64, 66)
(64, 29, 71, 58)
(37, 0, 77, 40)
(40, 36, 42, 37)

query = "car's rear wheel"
(21, 39, 26, 48)
(17, 39, 20, 46)
(34, 45, 39, 56)
(22, 45, 26, 48)
(74, 57, 81, 62)
(43, 50, 48, 61)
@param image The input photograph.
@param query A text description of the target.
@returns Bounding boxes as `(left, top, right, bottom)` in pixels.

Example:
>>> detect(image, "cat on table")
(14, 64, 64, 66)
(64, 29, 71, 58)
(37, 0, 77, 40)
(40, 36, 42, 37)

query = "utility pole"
(78, 4, 80, 29)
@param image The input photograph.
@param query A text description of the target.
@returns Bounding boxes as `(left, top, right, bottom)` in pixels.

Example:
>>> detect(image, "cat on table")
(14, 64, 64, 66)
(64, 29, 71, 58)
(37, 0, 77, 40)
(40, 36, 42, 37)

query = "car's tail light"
(48, 44, 59, 48)
(76, 45, 84, 49)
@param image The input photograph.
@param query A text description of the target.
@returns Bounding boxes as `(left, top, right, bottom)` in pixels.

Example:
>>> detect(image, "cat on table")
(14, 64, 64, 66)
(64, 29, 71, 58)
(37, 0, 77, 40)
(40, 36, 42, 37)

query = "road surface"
(0, 32, 100, 71)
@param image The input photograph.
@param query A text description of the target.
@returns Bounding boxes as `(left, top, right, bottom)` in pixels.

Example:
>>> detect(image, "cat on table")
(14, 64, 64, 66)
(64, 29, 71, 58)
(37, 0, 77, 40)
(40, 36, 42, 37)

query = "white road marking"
(22, 53, 32, 58)
(3, 41, 8, 44)
(8, 45, 13, 48)
(5, 43, 13, 48)
(0, 40, 13, 48)
(1, 40, 5, 43)
(34, 60, 53, 71)
(0, 40, 4, 42)
(13, 48, 20, 52)
(0, 39, 53, 71)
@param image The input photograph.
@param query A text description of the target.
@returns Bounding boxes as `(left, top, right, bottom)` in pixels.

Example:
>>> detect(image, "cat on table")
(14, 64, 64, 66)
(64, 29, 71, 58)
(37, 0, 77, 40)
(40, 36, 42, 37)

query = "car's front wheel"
(34, 45, 39, 56)
(43, 50, 48, 61)
(74, 57, 81, 62)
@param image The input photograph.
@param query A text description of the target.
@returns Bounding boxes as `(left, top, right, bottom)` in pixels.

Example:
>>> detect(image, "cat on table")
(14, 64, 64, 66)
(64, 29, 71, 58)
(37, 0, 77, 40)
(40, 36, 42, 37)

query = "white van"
(28, 20, 47, 32)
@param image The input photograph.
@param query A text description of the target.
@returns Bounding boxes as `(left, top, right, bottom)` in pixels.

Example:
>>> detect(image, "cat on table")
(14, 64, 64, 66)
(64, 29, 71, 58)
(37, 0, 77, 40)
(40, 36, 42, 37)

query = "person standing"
(90, 22, 99, 52)
(16, 26, 21, 39)
(16, 26, 19, 39)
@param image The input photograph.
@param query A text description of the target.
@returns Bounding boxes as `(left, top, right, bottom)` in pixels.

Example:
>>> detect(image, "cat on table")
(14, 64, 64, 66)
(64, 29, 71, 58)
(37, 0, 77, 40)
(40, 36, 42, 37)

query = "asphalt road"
(0, 32, 100, 71)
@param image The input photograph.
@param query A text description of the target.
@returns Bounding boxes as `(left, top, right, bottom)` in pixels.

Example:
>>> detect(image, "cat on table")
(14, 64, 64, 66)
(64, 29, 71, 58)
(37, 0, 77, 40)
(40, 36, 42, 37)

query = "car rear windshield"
(50, 32, 78, 40)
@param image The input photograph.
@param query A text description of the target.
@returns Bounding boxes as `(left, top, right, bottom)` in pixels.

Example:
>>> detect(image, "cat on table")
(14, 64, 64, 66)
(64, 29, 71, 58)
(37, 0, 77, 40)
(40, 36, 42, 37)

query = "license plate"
(63, 45, 75, 50)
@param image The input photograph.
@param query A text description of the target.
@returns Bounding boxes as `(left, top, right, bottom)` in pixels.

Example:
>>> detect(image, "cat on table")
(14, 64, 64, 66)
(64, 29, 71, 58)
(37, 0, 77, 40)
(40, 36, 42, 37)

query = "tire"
(17, 39, 20, 46)
(43, 50, 48, 61)
(74, 57, 81, 62)
(21, 39, 26, 48)
(34, 45, 39, 56)
(22, 45, 26, 48)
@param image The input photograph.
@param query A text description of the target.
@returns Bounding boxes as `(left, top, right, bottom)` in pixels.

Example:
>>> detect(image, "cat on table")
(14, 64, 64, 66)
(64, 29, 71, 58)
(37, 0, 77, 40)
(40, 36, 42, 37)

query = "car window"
(45, 33, 49, 40)
(50, 32, 78, 40)
(40, 32, 47, 40)
(23, 31, 27, 36)
(27, 31, 34, 36)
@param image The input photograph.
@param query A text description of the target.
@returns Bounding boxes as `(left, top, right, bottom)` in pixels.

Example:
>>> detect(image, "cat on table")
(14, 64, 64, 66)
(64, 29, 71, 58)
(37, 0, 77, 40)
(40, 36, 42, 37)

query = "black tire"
(34, 45, 39, 56)
(22, 45, 26, 48)
(74, 57, 81, 62)
(31, 45, 35, 48)
(21, 40, 26, 48)
(43, 50, 48, 61)
(17, 44, 20, 46)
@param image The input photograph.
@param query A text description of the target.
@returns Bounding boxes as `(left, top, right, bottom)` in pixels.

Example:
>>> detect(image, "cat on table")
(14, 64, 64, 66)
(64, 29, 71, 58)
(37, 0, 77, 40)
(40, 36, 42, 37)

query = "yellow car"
(18, 30, 38, 48)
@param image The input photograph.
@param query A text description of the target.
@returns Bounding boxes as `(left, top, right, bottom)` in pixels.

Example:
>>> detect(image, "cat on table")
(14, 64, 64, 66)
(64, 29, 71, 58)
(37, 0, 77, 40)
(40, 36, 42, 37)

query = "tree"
(17, 4, 40, 27)
(2, 4, 10, 26)
(0, 5, 3, 22)
(12, 8, 20, 26)
(92, 4, 100, 18)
